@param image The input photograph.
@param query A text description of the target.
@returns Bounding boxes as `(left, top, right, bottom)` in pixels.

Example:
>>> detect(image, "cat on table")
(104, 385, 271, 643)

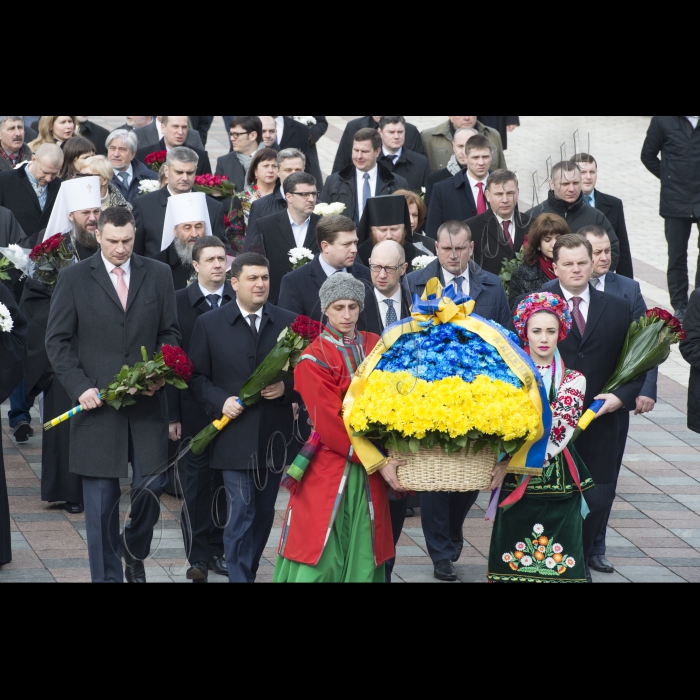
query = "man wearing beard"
(69, 205, 102, 259)
(156, 192, 212, 290)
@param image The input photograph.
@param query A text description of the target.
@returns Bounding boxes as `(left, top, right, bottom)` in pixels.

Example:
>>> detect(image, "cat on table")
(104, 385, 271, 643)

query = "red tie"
(503, 220, 514, 251)
(476, 182, 487, 215)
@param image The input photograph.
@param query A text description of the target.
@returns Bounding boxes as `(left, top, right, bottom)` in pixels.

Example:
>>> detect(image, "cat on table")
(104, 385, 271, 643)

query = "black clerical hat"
(357, 195, 412, 244)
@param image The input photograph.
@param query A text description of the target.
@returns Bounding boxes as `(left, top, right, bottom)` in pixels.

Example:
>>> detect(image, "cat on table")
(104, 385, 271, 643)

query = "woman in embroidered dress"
(274, 273, 405, 583)
(487, 292, 594, 583)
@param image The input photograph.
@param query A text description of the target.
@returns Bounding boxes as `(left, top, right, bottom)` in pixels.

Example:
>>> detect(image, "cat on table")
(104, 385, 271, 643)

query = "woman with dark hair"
(59, 136, 96, 180)
(394, 188, 435, 255)
(508, 213, 569, 306)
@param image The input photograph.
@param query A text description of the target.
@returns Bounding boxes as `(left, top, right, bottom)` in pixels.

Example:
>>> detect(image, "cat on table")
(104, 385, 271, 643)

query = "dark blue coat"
(405, 259, 510, 328)
(246, 186, 286, 241)
(426, 169, 483, 239)
(110, 159, 159, 205)
(189, 301, 299, 471)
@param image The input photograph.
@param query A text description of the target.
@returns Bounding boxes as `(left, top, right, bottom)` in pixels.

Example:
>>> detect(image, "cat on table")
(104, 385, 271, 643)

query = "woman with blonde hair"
(28, 116, 78, 150)
(80, 155, 132, 211)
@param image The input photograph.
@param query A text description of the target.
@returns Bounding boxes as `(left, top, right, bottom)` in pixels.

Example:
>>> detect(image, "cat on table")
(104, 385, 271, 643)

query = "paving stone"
(655, 558, 700, 567)
(668, 568, 700, 582)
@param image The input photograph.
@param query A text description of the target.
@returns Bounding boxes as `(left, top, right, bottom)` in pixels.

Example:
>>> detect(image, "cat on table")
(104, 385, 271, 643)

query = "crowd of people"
(1, 115, 699, 584)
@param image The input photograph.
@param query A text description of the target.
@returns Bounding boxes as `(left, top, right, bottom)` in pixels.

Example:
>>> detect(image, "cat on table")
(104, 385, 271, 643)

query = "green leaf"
(409, 437, 420, 454)
(141, 347, 148, 362)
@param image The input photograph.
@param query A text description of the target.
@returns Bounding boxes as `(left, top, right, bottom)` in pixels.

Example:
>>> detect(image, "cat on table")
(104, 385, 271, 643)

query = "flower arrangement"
(411, 255, 436, 271)
(0, 302, 13, 333)
(138, 180, 160, 196)
(502, 524, 576, 577)
(314, 202, 346, 217)
(292, 116, 317, 127)
(349, 322, 540, 457)
(576, 307, 685, 434)
(28, 234, 77, 287)
(145, 150, 167, 172)
(191, 315, 324, 454)
(194, 174, 236, 199)
(43, 345, 193, 431)
(289, 247, 314, 270)
(0, 244, 30, 277)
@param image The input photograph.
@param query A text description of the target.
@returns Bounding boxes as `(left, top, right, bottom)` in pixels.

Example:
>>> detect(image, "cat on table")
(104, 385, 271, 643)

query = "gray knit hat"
(319, 272, 366, 312)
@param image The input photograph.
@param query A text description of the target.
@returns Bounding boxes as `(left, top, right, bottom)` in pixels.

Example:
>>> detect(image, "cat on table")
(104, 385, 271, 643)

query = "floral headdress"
(513, 292, 572, 345)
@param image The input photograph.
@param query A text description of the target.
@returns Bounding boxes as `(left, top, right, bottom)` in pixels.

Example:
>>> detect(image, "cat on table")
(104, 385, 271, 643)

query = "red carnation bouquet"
(145, 150, 167, 172)
(194, 174, 236, 198)
(44, 345, 193, 431)
(191, 315, 324, 454)
(29, 233, 78, 287)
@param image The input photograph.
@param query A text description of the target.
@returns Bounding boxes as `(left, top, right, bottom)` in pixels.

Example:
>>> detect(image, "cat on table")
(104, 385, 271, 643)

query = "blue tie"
(206, 294, 220, 309)
(362, 173, 371, 215)
(384, 299, 398, 326)
(584, 195, 593, 206)
(453, 276, 465, 294)
(118, 171, 130, 189)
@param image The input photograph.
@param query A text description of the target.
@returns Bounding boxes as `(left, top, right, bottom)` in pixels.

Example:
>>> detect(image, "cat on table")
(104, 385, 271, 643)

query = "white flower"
(552, 543, 563, 554)
(521, 556, 533, 567)
(0, 303, 13, 333)
(292, 116, 317, 126)
(288, 247, 314, 265)
(412, 255, 437, 271)
(515, 542, 526, 552)
(502, 553, 513, 563)
(565, 557, 576, 568)
(138, 180, 160, 195)
(0, 245, 31, 275)
(533, 524, 544, 535)
(545, 557, 556, 569)
(314, 202, 346, 217)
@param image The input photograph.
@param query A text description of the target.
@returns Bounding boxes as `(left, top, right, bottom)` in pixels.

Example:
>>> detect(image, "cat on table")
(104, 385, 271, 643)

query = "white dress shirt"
(319, 256, 346, 277)
(156, 119, 165, 140)
(356, 165, 378, 219)
(275, 116, 285, 145)
(466, 171, 489, 207)
(288, 211, 311, 248)
(236, 299, 263, 332)
(199, 283, 226, 306)
(442, 267, 470, 296)
(102, 253, 131, 292)
(686, 116, 699, 129)
(561, 284, 591, 323)
(374, 286, 403, 329)
(591, 275, 606, 293)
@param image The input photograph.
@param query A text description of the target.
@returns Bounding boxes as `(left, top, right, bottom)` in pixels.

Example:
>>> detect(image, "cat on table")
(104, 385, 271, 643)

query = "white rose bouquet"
(411, 255, 437, 271)
(289, 247, 314, 270)
(0, 244, 32, 278)
(314, 202, 346, 217)
(0, 302, 13, 333)
(138, 180, 161, 196)
(292, 116, 317, 127)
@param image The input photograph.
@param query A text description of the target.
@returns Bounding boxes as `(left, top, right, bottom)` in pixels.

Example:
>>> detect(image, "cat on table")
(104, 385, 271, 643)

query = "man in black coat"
(134, 116, 205, 151)
(571, 153, 634, 279)
(464, 169, 529, 276)
(0, 283, 26, 566)
(215, 116, 263, 192)
(641, 116, 700, 320)
(424, 127, 477, 208)
(680, 289, 700, 433)
(321, 128, 408, 226)
(45, 207, 181, 584)
(189, 116, 214, 147)
(426, 134, 493, 239)
(0, 144, 63, 243)
(377, 116, 430, 193)
(168, 237, 233, 582)
(333, 116, 426, 173)
(131, 147, 225, 258)
(272, 116, 311, 164)
(76, 117, 110, 155)
(278, 214, 373, 330)
(106, 128, 159, 205)
(307, 116, 328, 187)
(189, 252, 299, 583)
(248, 172, 320, 304)
(477, 116, 520, 150)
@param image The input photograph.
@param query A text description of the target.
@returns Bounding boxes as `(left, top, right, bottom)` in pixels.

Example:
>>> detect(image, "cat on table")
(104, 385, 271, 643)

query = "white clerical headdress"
(43, 177, 102, 241)
(161, 192, 212, 250)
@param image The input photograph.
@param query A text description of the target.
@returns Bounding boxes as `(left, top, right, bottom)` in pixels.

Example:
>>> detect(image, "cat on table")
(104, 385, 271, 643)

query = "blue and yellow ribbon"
(43, 393, 104, 432)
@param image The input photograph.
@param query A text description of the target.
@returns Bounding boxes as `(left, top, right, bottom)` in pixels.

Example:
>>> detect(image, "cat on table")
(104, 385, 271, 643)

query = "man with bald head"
(425, 127, 477, 208)
(0, 143, 63, 242)
(259, 116, 278, 148)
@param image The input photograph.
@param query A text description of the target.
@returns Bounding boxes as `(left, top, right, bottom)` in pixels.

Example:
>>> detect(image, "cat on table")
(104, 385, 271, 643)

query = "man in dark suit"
(477, 116, 520, 150)
(0, 116, 33, 172)
(136, 116, 212, 176)
(215, 116, 263, 192)
(189, 116, 214, 147)
(76, 117, 110, 155)
(426, 134, 493, 239)
(572, 153, 634, 279)
(308, 116, 328, 187)
(189, 252, 299, 583)
(425, 127, 477, 208)
(134, 116, 205, 151)
(132, 147, 225, 258)
(249, 172, 320, 304)
(464, 169, 529, 276)
(168, 236, 232, 582)
(106, 129, 158, 205)
(271, 116, 311, 163)
(45, 207, 181, 583)
(406, 219, 510, 581)
(333, 116, 426, 173)
(0, 144, 63, 243)
(378, 116, 430, 193)
(278, 214, 373, 330)
(539, 234, 645, 581)
(321, 128, 408, 226)
(578, 225, 657, 574)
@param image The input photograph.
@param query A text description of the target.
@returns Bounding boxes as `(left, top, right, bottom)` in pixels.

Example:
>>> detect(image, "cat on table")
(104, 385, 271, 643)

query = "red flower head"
(161, 345, 193, 382)
(30, 233, 65, 261)
(224, 214, 232, 228)
(145, 150, 167, 166)
(648, 307, 687, 341)
(291, 315, 325, 342)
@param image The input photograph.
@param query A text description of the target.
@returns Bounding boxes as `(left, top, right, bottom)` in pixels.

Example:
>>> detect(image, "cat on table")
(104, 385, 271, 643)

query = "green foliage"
(499, 246, 525, 296)
(0, 256, 11, 282)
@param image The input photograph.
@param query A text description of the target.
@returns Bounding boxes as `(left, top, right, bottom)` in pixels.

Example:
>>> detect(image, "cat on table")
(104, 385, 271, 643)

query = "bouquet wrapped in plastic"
(1, 234, 77, 288)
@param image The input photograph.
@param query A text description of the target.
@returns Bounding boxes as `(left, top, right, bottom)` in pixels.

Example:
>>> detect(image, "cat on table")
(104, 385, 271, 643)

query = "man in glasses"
(215, 116, 263, 192)
(248, 172, 320, 304)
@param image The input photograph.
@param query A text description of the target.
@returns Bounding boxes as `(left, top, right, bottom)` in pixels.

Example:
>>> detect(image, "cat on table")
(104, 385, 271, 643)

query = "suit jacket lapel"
(551, 281, 582, 341)
(304, 215, 319, 249)
(91, 255, 124, 312)
(19, 168, 41, 212)
(582, 289, 606, 345)
(309, 255, 326, 290)
(126, 257, 146, 312)
(458, 171, 477, 212)
(277, 212, 297, 250)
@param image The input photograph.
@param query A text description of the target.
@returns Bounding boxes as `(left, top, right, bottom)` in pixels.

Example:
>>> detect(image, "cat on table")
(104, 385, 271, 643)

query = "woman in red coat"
(274, 273, 405, 583)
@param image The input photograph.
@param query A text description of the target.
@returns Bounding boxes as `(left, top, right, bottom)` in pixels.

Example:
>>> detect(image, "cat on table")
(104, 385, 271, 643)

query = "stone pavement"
(2, 115, 699, 583)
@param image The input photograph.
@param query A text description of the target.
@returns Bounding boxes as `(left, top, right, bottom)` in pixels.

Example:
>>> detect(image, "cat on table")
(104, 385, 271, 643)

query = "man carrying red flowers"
(46, 207, 181, 583)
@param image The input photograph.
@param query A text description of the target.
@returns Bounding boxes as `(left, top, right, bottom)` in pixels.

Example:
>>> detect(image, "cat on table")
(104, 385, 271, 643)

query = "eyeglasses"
(229, 131, 251, 140)
(369, 264, 403, 274)
(289, 191, 320, 199)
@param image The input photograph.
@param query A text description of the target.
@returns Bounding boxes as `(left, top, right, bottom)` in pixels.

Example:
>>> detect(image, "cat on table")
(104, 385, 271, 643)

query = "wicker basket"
(390, 446, 497, 492)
